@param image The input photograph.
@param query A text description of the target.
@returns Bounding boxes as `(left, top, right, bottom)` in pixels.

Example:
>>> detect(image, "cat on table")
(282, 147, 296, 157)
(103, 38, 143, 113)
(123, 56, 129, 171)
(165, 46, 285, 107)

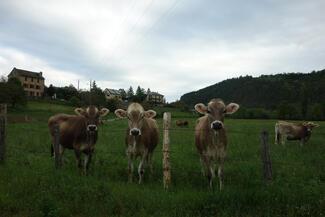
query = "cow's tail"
(275, 123, 280, 145)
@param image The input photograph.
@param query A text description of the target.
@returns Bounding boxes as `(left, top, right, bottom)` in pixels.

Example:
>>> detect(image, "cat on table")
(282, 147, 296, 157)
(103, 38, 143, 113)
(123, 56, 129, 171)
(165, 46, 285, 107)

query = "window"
(31, 77, 34, 82)
(25, 77, 27, 81)
(36, 85, 40, 89)
(30, 91, 34, 96)
(23, 83, 28, 88)
(37, 78, 40, 83)
(30, 84, 34, 88)
(36, 92, 39, 96)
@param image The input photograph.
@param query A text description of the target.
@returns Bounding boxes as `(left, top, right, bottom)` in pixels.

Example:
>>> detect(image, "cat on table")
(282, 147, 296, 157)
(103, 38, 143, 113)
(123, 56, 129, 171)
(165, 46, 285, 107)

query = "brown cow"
(194, 98, 239, 189)
(176, 120, 189, 127)
(115, 103, 159, 184)
(48, 106, 109, 174)
(275, 121, 319, 146)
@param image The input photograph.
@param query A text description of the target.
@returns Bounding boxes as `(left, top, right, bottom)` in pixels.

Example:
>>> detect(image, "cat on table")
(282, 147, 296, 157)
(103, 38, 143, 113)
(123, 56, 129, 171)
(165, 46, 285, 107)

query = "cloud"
(1, 0, 325, 101)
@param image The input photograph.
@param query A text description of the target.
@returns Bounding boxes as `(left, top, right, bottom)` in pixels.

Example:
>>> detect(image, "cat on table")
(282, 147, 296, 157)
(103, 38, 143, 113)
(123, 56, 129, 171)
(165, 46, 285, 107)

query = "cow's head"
(75, 106, 110, 133)
(115, 103, 156, 136)
(302, 122, 319, 133)
(195, 98, 239, 131)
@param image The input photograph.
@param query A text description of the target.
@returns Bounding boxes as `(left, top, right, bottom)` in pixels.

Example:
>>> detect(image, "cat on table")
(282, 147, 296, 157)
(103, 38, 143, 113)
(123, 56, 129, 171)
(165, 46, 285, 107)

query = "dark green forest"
(180, 69, 325, 120)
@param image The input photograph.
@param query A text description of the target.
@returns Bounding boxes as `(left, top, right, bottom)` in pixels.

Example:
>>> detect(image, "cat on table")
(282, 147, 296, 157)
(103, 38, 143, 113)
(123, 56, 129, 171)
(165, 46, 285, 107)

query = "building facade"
(8, 67, 45, 97)
(104, 88, 122, 100)
(146, 91, 165, 104)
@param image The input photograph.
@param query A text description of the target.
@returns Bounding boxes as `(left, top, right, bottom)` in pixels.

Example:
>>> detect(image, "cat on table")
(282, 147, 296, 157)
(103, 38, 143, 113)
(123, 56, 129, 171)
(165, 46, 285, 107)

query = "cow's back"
(48, 114, 86, 149)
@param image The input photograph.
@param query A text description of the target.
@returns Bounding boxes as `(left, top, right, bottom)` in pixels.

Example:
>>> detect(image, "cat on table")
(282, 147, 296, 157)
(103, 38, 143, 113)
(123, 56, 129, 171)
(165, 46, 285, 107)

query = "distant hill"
(180, 69, 325, 109)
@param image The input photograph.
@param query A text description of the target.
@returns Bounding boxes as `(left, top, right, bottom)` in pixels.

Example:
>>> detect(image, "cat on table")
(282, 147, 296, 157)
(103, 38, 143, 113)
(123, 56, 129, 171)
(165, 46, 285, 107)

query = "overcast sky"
(1, 0, 325, 101)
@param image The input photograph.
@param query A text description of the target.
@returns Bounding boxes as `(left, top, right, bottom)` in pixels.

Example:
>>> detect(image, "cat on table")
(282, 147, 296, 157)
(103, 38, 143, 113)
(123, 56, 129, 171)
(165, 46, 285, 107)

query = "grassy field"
(0, 101, 324, 217)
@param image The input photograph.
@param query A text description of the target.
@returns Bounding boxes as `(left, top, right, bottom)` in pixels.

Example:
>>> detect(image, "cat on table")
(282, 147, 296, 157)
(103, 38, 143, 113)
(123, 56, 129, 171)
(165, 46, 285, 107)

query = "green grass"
(0, 101, 324, 217)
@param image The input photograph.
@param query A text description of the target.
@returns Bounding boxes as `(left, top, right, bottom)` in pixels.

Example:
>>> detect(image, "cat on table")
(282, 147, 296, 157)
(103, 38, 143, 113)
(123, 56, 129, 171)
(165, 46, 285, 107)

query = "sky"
(0, 0, 325, 102)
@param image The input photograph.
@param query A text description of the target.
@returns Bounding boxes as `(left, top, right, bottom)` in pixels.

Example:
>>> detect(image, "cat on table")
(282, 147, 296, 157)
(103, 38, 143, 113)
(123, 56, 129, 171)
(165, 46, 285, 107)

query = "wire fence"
(1, 109, 324, 188)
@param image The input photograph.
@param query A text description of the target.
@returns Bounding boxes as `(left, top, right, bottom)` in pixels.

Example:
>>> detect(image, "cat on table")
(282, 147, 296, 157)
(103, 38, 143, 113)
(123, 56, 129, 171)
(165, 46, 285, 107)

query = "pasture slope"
(0, 101, 324, 217)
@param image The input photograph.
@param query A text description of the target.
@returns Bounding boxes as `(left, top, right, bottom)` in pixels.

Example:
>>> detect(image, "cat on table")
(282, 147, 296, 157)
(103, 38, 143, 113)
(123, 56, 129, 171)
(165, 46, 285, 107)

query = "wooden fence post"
(163, 112, 171, 189)
(53, 124, 61, 169)
(0, 104, 7, 164)
(260, 130, 272, 183)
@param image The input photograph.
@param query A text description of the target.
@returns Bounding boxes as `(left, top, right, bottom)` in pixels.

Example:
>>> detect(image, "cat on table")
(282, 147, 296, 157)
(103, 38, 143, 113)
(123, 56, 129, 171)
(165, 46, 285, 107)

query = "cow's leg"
(218, 159, 225, 190)
(74, 150, 83, 172)
(138, 152, 148, 184)
(202, 153, 213, 189)
(281, 134, 286, 146)
(127, 152, 134, 183)
(147, 152, 154, 174)
(84, 153, 92, 175)
(275, 129, 279, 145)
(300, 138, 305, 147)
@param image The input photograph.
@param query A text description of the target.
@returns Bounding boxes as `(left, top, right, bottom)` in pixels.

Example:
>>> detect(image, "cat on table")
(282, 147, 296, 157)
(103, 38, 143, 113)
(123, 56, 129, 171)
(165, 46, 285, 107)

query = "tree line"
(180, 69, 325, 120)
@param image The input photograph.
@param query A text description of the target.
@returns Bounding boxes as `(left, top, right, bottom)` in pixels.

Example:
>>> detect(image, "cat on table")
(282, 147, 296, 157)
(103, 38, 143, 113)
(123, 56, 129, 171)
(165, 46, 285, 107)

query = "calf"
(275, 121, 319, 146)
(115, 103, 159, 184)
(48, 106, 109, 174)
(194, 98, 239, 189)
(176, 120, 189, 127)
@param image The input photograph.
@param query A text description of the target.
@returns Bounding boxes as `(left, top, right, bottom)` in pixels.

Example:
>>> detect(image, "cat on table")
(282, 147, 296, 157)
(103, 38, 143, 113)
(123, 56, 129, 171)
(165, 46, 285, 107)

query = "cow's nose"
(211, 121, 223, 130)
(130, 128, 140, 136)
(87, 125, 97, 131)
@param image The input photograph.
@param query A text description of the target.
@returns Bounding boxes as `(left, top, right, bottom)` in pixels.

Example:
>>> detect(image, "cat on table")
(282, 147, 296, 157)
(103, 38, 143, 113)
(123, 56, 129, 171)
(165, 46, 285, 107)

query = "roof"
(148, 91, 164, 97)
(8, 67, 45, 79)
(104, 88, 121, 95)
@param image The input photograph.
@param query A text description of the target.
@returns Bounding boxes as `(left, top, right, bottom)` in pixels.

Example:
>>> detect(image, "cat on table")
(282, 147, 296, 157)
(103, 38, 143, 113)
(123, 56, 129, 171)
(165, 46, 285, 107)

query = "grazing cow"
(114, 103, 159, 184)
(176, 120, 189, 127)
(275, 121, 319, 146)
(194, 98, 239, 189)
(48, 106, 109, 174)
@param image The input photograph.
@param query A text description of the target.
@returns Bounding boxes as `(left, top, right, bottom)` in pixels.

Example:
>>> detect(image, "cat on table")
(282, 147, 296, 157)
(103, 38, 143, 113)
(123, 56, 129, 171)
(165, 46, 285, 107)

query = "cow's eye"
(207, 110, 211, 114)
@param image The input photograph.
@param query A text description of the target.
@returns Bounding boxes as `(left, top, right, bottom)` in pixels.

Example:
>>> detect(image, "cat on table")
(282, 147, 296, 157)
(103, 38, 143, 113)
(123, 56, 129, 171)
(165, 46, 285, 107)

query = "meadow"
(0, 101, 324, 217)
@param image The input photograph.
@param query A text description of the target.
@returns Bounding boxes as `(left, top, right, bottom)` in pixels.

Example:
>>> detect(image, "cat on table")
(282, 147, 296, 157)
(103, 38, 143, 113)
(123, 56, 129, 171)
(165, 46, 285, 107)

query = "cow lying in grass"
(48, 106, 109, 174)
(275, 121, 319, 146)
(194, 98, 239, 189)
(115, 103, 159, 184)
(176, 120, 189, 127)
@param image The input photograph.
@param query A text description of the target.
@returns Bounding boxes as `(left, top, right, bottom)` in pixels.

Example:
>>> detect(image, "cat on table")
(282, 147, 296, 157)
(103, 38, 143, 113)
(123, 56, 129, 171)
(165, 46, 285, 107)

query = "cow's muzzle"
(211, 120, 223, 130)
(87, 124, 98, 132)
(130, 128, 141, 136)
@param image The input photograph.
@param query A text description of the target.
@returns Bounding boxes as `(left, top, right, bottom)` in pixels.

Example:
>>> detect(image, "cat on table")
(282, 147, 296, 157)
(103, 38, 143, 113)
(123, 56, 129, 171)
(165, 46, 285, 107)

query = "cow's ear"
(225, 103, 239, 114)
(194, 103, 207, 114)
(144, 110, 156, 118)
(99, 108, 109, 117)
(75, 108, 85, 116)
(114, 109, 127, 118)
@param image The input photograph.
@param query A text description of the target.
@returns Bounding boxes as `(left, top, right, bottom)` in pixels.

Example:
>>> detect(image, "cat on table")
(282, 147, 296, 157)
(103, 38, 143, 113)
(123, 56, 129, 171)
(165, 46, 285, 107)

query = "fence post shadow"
(0, 104, 7, 164)
(260, 130, 272, 184)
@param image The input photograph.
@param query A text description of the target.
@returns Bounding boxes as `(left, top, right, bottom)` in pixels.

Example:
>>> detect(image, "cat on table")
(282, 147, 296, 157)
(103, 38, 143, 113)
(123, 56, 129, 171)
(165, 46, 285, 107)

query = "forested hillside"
(180, 69, 325, 120)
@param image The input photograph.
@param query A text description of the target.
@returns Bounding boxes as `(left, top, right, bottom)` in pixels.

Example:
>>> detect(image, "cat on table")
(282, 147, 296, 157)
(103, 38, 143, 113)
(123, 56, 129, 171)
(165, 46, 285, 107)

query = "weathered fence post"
(0, 104, 7, 164)
(163, 112, 171, 189)
(53, 124, 61, 169)
(260, 130, 272, 183)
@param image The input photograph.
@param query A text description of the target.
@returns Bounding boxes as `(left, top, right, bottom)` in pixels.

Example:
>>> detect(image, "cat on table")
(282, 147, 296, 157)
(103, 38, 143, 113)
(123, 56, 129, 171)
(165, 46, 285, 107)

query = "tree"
(46, 84, 55, 98)
(127, 86, 134, 99)
(6, 77, 27, 107)
(119, 88, 127, 100)
(134, 86, 146, 102)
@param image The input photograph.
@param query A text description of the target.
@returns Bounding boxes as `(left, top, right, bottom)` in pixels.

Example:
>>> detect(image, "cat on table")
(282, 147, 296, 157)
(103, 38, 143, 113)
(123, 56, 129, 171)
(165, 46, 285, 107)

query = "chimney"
(40, 71, 42, 76)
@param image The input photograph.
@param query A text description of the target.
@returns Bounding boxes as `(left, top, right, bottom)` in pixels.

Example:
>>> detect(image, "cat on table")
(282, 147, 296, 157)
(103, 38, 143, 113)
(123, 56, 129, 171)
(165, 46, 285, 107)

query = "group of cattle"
(48, 98, 319, 189)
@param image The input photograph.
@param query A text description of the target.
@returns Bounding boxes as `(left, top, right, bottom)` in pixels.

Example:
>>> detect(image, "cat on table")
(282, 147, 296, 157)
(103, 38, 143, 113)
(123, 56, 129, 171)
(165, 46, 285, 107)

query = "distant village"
(5, 67, 166, 106)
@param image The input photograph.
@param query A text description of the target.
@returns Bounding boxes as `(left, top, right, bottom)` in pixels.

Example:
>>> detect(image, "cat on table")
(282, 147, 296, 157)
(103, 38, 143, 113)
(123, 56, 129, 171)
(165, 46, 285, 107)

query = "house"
(104, 88, 122, 100)
(8, 67, 45, 97)
(146, 91, 165, 104)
